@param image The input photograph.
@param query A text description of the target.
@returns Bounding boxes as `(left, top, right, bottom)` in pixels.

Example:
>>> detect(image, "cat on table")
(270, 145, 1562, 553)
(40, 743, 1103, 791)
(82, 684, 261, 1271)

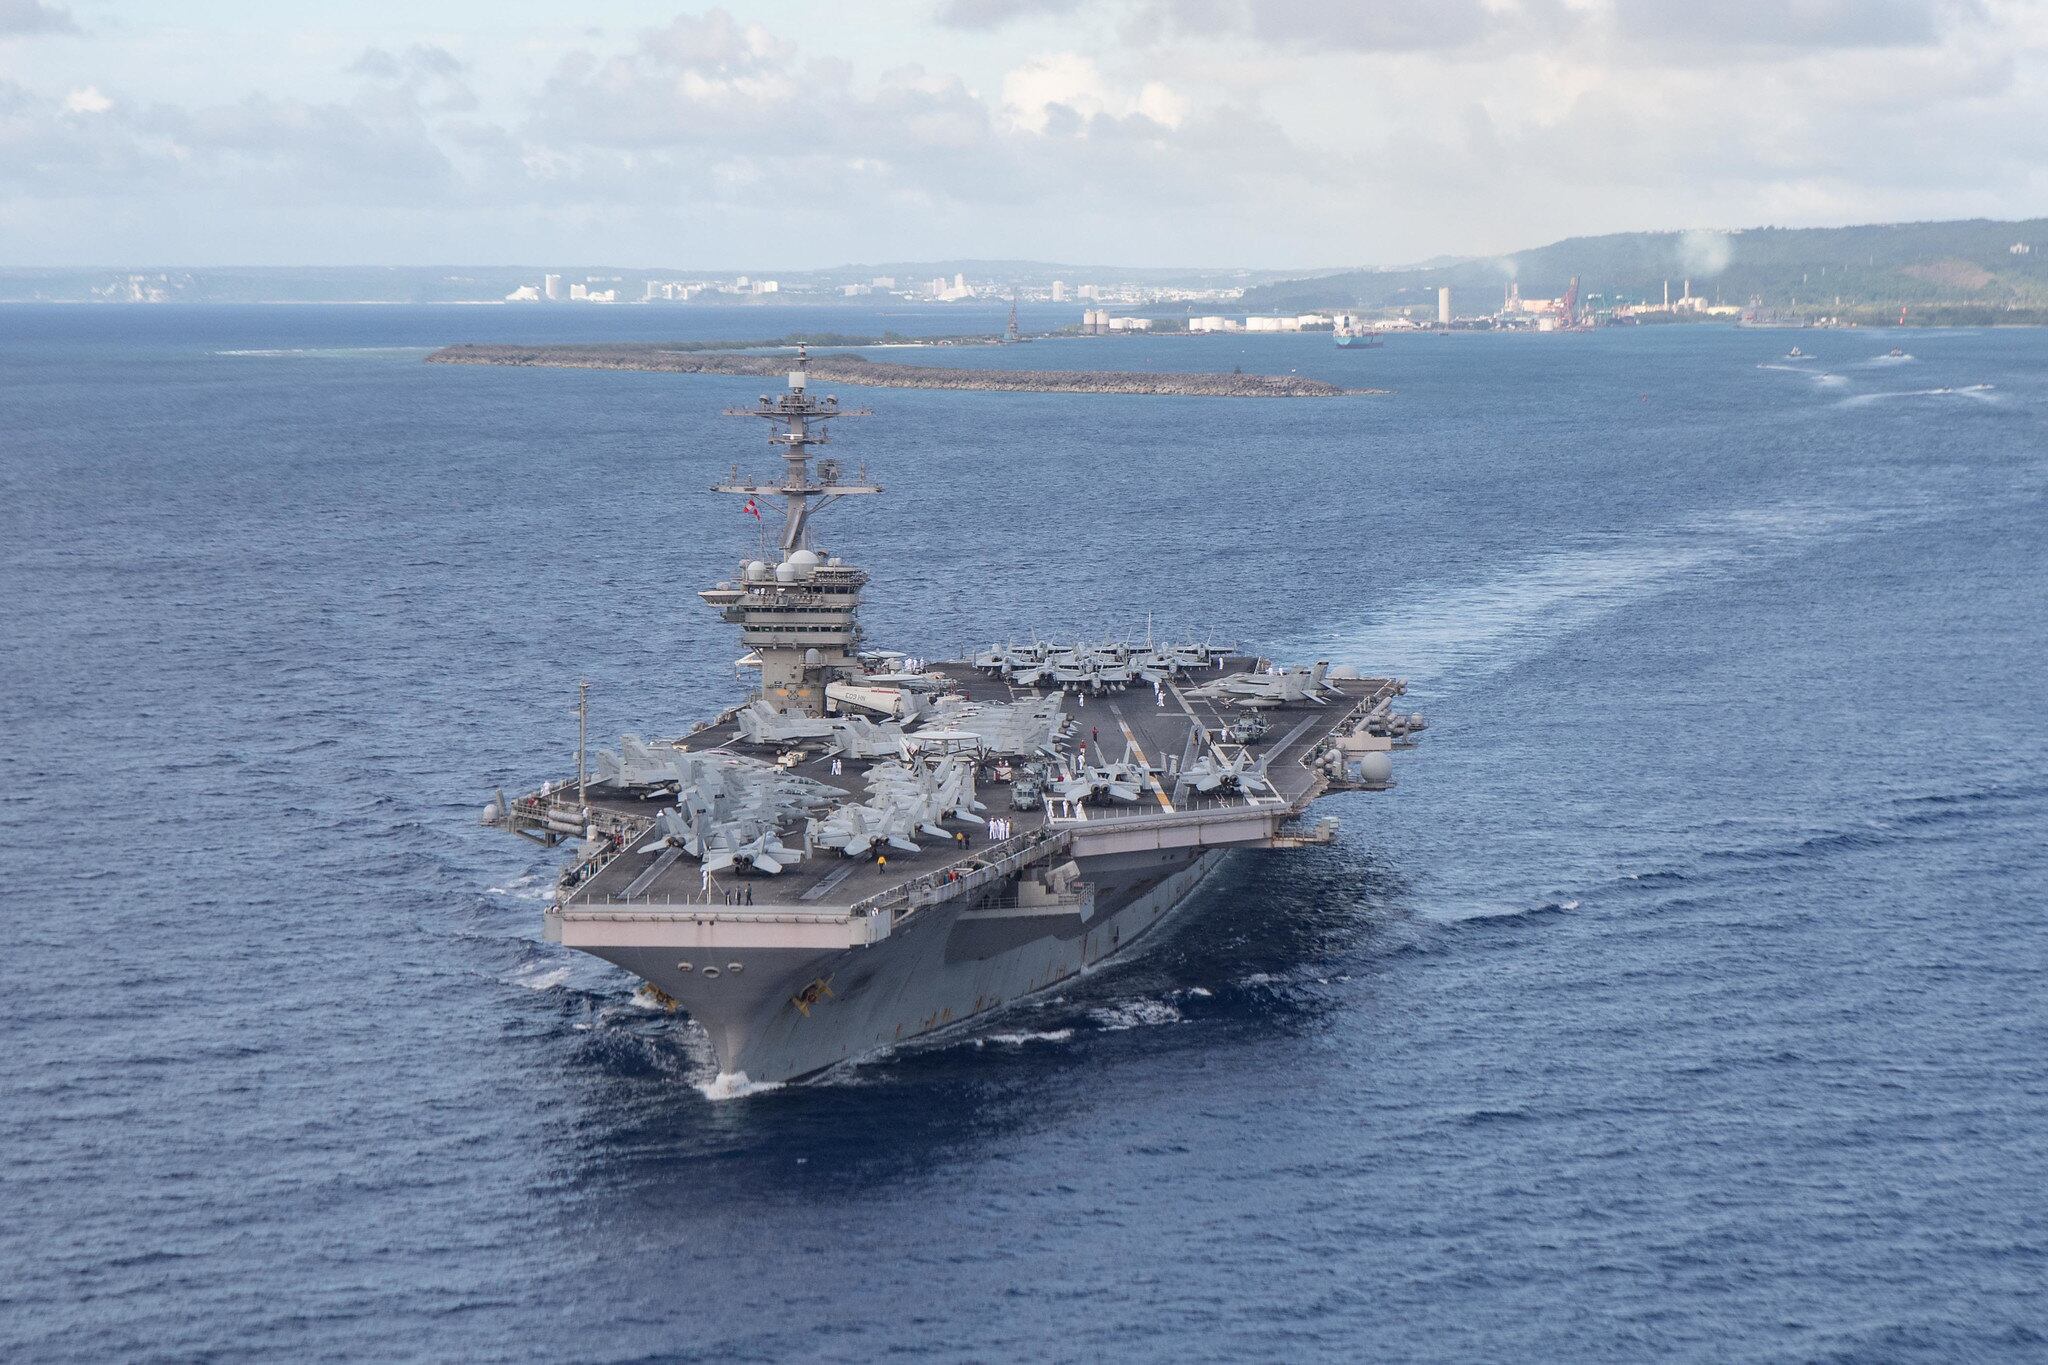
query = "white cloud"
(998, 53, 1185, 132)
(0, 4, 2044, 266)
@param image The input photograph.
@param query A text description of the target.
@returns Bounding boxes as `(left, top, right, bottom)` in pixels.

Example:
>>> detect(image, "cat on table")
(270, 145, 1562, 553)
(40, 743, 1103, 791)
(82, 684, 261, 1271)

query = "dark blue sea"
(3, 302, 2045, 1362)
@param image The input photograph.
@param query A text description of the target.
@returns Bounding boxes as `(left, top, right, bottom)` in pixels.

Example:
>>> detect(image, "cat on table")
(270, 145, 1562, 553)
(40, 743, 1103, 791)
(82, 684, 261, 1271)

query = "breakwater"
(424, 343, 1371, 397)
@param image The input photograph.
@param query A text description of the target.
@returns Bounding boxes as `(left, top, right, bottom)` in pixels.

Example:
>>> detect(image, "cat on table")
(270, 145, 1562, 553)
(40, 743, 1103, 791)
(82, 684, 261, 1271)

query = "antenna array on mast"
(712, 345, 880, 553)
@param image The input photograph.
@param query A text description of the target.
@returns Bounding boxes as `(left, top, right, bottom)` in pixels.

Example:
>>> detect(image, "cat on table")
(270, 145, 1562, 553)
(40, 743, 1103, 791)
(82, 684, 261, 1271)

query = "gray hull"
(593, 848, 1227, 1084)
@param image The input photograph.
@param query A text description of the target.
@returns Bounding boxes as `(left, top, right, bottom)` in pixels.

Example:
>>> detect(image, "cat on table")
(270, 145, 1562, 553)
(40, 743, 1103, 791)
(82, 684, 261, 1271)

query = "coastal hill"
(1242, 218, 2048, 320)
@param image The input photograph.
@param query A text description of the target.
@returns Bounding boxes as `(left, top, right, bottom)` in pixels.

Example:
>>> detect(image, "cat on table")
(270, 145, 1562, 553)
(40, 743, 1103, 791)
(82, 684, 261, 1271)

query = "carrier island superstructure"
(485, 351, 1426, 1086)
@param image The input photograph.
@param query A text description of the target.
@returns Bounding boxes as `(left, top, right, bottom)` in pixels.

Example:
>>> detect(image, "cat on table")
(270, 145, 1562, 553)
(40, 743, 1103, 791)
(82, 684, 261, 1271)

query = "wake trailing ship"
(484, 349, 1426, 1086)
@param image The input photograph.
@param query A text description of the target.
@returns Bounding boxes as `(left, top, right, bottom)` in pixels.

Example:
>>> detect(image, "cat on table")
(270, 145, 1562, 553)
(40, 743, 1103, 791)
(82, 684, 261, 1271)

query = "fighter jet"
(1050, 743, 1149, 805)
(1176, 748, 1272, 798)
(808, 801, 924, 858)
(925, 697, 1064, 755)
(1163, 641, 1234, 670)
(830, 715, 913, 760)
(735, 701, 841, 746)
(1127, 650, 1183, 683)
(974, 641, 1054, 674)
(713, 825, 804, 875)
(640, 805, 804, 874)
(594, 734, 686, 790)
(1186, 661, 1333, 708)
(863, 756, 988, 833)
(1004, 659, 1058, 687)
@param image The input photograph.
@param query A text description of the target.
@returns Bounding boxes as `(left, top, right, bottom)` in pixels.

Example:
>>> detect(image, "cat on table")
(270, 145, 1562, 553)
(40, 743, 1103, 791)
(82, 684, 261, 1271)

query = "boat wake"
(974, 1028, 1076, 1047)
(697, 1071, 785, 1101)
(1087, 998, 1185, 1031)
(1757, 363, 1847, 385)
(513, 964, 572, 991)
(1309, 502, 1883, 685)
(1837, 384, 1997, 407)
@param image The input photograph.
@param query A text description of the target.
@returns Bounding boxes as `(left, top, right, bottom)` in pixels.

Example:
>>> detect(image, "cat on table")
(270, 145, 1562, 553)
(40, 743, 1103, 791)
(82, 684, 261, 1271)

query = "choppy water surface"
(3, 305, 2046, 1361)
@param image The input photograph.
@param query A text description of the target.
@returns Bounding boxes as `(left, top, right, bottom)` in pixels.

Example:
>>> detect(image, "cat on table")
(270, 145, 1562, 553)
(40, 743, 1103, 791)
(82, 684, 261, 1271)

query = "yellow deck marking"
(1115, 715, 1176, 813)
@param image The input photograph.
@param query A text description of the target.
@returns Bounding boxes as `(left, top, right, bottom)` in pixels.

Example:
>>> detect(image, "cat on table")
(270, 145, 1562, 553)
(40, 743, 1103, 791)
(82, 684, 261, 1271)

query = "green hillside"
(1242, 218, 2048, 321)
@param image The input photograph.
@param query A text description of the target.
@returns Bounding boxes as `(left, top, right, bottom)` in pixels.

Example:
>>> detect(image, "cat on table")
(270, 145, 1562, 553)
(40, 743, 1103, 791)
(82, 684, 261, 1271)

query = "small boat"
(1888, 347, 1906, 358)
(1785, 346, 1811, 360)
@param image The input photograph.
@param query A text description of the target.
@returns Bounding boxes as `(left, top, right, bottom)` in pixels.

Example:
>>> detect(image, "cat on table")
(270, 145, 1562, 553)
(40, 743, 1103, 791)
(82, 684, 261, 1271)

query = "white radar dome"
(1356, 752, 1394, 785)
(774, 563, 797, 583)
(788, 549, 820, 568)
(744, 560, 769, 581)
(1328, 665, 1362, 681)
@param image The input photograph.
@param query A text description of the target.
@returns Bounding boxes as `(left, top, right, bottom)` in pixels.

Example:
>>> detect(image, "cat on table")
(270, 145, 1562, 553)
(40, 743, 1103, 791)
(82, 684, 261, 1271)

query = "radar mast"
(702, 346, 883, 716)
(715, 345, 879, 553)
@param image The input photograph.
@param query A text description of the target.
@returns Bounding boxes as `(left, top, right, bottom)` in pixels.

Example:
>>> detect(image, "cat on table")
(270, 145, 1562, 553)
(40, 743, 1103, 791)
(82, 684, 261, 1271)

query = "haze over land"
(1245, 218, 2048, 320)
(7, 217, 2043, 325)
(2, 1, 2046, 269)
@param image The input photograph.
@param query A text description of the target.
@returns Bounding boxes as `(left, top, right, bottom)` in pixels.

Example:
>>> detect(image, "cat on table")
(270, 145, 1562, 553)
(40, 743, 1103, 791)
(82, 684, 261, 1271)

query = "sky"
(2, 0, 2045, 269)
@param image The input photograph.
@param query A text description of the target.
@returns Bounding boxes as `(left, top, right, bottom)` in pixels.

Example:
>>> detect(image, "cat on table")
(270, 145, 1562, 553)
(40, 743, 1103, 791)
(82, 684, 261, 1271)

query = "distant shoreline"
(423, 343, 1378, 398)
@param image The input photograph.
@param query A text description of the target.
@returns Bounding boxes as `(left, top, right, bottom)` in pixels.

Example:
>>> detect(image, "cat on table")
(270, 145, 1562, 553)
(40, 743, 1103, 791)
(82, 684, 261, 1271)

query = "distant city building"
(505, 284, 541, 302)
(642, 281, 703, 302)
(1051, 280, 1068, 302)
(569, 282, 588, 300)
(2012, 242, 2033, 254)
(543, 273, 562, 301)
(871, 275, 897, 288)
(1438, 286, 1452, 324)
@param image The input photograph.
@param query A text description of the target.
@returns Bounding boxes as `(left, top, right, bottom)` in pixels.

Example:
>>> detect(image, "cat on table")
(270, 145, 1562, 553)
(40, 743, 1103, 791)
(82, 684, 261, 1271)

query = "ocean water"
(3, 304, 2046, 1361)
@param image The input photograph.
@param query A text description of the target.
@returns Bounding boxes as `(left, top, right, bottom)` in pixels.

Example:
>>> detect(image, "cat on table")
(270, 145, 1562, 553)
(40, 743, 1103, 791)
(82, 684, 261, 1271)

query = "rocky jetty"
(424, 343, 1373, 398)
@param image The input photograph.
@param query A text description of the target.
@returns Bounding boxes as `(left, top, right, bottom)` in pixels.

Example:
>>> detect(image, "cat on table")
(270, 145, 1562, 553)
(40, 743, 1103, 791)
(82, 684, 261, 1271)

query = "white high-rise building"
(1437, 287, 1451, 324)
(543, 274, 562, 301)
(1051, 280, 1067, 302)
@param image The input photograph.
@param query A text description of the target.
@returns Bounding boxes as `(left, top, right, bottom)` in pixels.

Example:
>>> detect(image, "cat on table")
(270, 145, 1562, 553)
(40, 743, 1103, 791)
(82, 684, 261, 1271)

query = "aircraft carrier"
(485, 349, 1425, 1087)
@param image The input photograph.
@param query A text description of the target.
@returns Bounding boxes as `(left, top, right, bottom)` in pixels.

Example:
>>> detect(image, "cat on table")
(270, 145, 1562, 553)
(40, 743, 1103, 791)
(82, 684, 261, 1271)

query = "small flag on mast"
(741, 497, 761, 520)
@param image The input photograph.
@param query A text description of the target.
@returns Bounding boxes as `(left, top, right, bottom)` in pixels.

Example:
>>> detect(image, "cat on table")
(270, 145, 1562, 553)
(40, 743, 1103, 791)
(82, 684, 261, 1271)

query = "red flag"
(742, 497, 761, 520)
